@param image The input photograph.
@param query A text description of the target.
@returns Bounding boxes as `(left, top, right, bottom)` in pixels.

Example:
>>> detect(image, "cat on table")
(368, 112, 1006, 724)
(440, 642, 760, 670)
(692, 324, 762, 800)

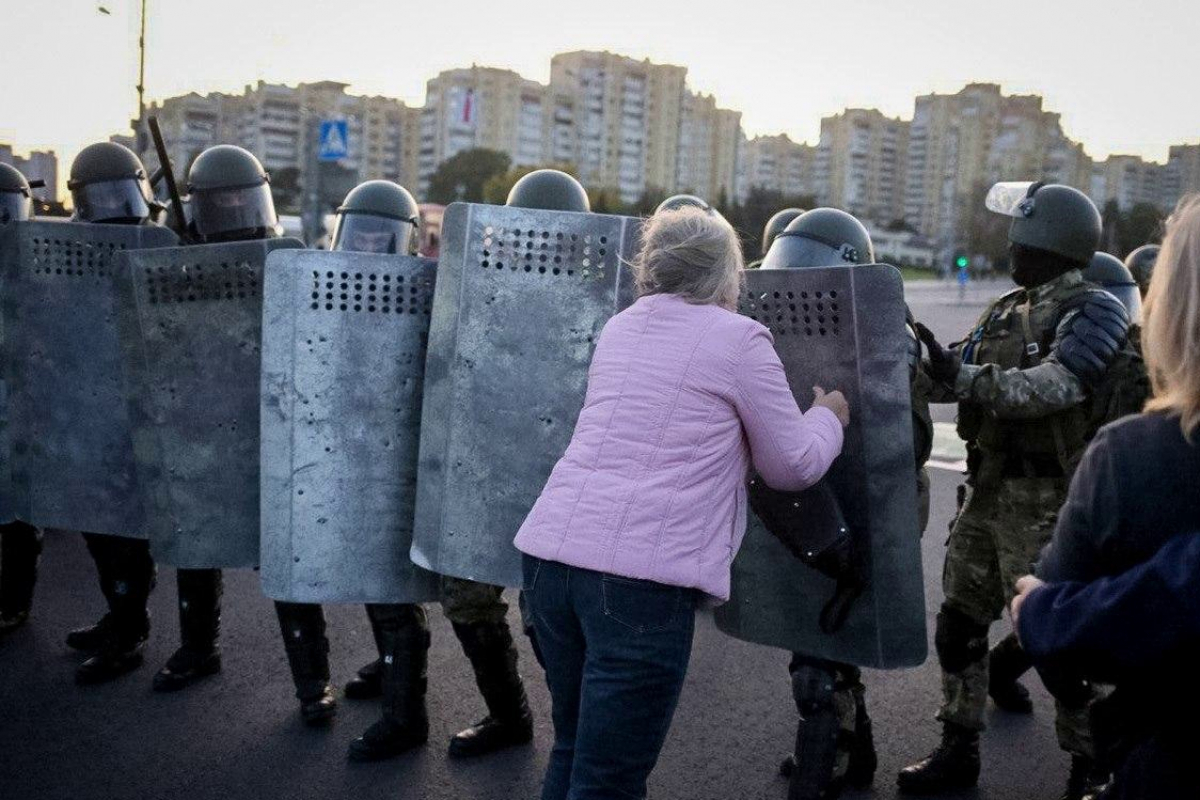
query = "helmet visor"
(0, 191, 31, 224)
(72, 178, 151, 223)
(985, 181, 1039, 218)
(1104, 284, 1143, 325)
(762, 234, 863, 270)
(190, 183, 277, 238)
(330, 213, 415, 255)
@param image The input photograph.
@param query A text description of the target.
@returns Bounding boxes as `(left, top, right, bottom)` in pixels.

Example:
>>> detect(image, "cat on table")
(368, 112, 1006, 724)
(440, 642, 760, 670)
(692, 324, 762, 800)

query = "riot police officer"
(1124, 244, 1159, 298)
(765, 208, 934, 800)
(748, 207, 804, 269)
(899, 183, 1127, 800)
(56, 143, 161, 683)
(153, 145, 280, 694)
(0, 163, 44, 636)
(342, 175, 569, 761)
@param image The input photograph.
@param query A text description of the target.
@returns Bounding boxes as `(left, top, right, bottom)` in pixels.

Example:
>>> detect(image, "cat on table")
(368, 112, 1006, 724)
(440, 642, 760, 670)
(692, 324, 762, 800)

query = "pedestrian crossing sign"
(318, 119, 349, 161)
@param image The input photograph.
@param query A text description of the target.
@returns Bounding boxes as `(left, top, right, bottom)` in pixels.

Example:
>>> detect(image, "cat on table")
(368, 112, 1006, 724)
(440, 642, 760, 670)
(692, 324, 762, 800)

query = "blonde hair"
(634, 207, 744, 309)
(1143, 194, 1200, 437)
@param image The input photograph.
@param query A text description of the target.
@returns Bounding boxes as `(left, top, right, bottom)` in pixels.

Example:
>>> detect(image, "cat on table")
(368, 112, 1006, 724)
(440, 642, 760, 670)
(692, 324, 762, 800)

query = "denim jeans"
(522, 554, 700, 800)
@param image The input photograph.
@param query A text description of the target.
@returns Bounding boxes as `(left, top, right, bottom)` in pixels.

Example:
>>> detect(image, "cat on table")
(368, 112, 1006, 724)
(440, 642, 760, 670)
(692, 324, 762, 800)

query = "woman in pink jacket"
(515, 207, 849, 800)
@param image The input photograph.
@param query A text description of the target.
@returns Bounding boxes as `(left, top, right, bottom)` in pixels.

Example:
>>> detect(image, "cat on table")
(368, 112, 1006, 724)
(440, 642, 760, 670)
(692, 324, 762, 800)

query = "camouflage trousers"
(938, 476, 1094, 757)
(438, 576, 509, 626)
(789, 655, 864, 783)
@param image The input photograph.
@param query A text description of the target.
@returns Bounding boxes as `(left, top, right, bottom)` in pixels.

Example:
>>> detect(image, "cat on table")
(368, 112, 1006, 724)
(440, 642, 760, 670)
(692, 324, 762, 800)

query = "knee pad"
(935, 606, 989, 674)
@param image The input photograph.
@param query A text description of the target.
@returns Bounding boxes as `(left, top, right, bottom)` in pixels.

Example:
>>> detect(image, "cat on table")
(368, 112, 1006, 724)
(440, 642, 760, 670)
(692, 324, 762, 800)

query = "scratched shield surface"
(411, 203, 640, 588)
(259, 249, 439, 604)
(1, 220, 178, 535)
(116, 238, 304, 568)
(713, 264, 927, 669)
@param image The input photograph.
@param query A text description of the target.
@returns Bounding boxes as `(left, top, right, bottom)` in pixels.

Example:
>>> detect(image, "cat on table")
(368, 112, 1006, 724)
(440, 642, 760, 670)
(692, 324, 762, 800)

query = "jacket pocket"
(600, 575, 686, 634)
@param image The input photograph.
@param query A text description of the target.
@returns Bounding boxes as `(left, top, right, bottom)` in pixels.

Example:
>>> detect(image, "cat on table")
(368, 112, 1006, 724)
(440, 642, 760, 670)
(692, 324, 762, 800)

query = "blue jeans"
(522, 554, 699, 800)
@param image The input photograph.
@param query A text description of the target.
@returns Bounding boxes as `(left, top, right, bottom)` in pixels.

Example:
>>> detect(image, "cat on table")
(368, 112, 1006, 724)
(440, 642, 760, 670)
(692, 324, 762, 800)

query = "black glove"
(915, 322, 961, 385)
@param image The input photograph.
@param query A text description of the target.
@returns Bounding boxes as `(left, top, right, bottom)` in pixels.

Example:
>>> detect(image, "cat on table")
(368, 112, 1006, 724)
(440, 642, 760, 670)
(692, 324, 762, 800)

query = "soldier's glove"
(915, 322, 961, 385)
(747, 477, 868, 634)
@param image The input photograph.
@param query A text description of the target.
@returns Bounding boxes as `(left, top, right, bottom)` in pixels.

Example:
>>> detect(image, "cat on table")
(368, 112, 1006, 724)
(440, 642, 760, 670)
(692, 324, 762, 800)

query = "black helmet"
(0, 163, 35, 224)
(1084, 251, 1143, 325)
(985, 181, 1101, 265)
(68, 142, 154, 224)
(655, 194, 713, 215)
(505, 169, 590, 212)
(762, 208, 874, 269)
(1124, 244, 1159, 297)
(761, 208, 805, 257)
(186, 145, 278, 242)
(331, 180, 420, 255)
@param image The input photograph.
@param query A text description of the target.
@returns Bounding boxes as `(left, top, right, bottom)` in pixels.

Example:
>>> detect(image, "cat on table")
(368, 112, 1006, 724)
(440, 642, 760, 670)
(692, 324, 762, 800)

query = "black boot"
(845, 686, 877, 788)
(1061, 755, 1108, 800)
(345, 658, 383, 700)
(154, 568, 222, 692)
(448, 620, 534, 758)
(349, 604, 430, 761)
(76, 534, 156, 684)
(0, 522, 42, 634)
(276, 601, 336, 726)
(896, 722, 981, 794)
(989, 633, 1034, 714)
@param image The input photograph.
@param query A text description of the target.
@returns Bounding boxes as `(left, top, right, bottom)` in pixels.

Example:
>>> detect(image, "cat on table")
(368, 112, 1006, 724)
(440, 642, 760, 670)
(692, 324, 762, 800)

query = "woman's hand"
(812, 386, 850, 427)
(1011, 574, 1045, 642)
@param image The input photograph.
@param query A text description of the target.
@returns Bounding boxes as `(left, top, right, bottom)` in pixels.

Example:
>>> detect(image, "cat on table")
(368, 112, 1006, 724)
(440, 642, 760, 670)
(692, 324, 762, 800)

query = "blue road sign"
(318, 119, 349, 162)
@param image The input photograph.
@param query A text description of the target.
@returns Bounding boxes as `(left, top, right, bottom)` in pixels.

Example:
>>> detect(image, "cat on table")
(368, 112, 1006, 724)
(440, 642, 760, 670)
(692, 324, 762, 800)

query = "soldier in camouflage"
(897, 183, 1130, 800)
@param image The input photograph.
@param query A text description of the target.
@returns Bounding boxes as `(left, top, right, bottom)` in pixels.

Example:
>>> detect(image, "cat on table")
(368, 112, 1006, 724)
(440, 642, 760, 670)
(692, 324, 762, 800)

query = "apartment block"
(1090, 154, 1166, 212)
(676, 92, 741, 203)
(816, 108, 908, 224)
(741, 134, 816, 199)
(1165, 143, 1200, 209)
(1, 144, 59, 203)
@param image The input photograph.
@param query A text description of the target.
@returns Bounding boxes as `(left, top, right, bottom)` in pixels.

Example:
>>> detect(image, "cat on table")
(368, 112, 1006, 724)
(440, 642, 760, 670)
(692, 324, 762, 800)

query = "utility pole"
(136, 0, 147, 123)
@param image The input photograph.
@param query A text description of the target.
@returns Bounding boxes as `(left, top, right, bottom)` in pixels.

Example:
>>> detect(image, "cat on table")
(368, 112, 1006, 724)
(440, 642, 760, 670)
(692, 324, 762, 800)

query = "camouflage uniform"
(438, 577, 508, 625)
(938, 269, 1105, 757)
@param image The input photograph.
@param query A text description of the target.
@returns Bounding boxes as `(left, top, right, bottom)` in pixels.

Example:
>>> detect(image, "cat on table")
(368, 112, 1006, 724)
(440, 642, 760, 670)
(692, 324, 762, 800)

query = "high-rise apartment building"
(816, 108, 908, 224)
(740, 134, 816, 199)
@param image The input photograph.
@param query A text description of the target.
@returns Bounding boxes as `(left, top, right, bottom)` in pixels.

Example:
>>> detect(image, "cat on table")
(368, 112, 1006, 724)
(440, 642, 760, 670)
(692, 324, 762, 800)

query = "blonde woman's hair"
(634, 207, 744, 309)
(1143, 193, 1200, 437)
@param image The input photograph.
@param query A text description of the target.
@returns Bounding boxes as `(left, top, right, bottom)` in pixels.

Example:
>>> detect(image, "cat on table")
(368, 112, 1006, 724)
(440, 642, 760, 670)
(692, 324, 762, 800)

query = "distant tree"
(271, 166, 302, 214)
(481, 163, 579, 206)
(586, 187, 629, 215)
(426, 148, 511, 205)
(884, 217, 918, 233)
(724, 186, 815, 261)
(1117, 203, 1166, 257)
(963, 181, 1010, 272)
(633, 185, 667, 216)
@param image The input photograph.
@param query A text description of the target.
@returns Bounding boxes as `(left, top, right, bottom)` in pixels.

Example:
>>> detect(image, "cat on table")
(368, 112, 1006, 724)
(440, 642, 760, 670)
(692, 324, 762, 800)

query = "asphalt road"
(1, 278, 1076, 800)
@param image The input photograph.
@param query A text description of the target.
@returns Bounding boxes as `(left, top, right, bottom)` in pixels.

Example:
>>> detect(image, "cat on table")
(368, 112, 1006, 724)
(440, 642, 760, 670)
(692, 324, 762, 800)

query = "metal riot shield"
(412, 203, 640, 587)
(115, 237, 304, 568)
(713, 264, 927, 668)
(259, 249, 440, 604)
(1, 220, 178, 535)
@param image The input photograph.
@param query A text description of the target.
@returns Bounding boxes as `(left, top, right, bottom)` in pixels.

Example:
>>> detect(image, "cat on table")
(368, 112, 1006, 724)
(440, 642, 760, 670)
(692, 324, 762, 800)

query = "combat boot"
(75, 611, 149, 685)
(349, 606, 430, 761)
(154, 568, 222, 692)
(896, 722, 980, 794)
(1061, 755, 1108, 800)
(276, 602, 336, 726)
(344, 658, 383, 700)
(448, 620, 534, 758)
(988, 633, 1034, 714)
(66, 614, 116, 652)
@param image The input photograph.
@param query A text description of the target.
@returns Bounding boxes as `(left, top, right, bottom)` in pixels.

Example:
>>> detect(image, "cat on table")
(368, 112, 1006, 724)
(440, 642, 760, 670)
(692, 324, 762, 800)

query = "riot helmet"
(761, 208, 805, 257)
(985, 181, 1101, 266)
(68, 142, 155, 224)
(762, 208, 874, 269)
(1084, 251, 1143, 325)
(330, 180, 420, 255)
(0, 163, 36, 224)
(655, 194, 713, 215)
(1124, 244, 1159, 297)
(186, 145, 278, 243)
(505, 169, 590, 213)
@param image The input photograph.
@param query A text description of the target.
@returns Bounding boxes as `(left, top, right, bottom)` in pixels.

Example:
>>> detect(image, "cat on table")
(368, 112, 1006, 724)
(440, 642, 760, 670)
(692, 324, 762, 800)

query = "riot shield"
(115, 237, 304, 568)
(411, 202, 640, 587)
(713, 264, 927, 668)
(1, 220, 178, 535)
(259, 249, 440, 604)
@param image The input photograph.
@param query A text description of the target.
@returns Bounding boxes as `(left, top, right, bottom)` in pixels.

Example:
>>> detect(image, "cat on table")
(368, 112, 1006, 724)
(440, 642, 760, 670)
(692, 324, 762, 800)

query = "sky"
(3, 0, 1198, 177)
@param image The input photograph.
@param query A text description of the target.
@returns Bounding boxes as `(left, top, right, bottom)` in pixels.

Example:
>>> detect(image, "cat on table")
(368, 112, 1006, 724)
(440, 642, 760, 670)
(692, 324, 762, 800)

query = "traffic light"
(955, 254, 970, 269)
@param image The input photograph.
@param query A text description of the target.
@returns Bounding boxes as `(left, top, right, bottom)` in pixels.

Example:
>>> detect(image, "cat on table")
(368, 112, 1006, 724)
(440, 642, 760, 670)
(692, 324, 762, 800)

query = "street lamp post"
(98, 0, 149, 150)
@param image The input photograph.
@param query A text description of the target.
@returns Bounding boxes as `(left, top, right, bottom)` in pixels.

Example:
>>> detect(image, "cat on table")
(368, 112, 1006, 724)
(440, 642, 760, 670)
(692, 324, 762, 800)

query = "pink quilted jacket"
(514, 292, 844, 601)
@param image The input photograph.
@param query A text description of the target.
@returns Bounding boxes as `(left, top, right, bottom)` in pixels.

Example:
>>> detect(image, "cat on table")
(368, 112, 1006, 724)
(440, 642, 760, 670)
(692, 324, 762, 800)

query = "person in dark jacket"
(1014, 531, 1200, 799)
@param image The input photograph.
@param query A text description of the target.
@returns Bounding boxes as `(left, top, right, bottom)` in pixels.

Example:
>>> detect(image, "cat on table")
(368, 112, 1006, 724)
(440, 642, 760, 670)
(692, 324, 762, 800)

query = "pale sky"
(4, 0, 1198, 174)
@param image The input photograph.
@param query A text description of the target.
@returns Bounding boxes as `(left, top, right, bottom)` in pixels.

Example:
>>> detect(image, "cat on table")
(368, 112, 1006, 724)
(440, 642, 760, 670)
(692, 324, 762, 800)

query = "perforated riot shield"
(259, 249, 440, 604)
(713, 264, 927, 668)
(412, 202, 640, 588)
(115, 237, 304, 568)
(1, 220, 179, 535)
